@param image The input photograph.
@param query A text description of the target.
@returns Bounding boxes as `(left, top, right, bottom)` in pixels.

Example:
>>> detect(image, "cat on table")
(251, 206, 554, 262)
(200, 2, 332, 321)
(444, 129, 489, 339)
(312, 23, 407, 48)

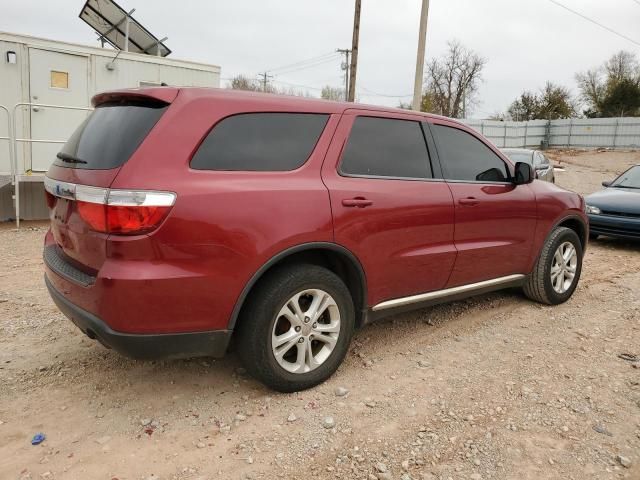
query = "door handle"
(458, 197, 479, 206)
(342, 197, 373, 208)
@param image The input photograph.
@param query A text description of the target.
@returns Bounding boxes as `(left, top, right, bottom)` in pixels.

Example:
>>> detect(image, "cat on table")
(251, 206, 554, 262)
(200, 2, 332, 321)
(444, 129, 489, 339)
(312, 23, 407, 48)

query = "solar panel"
(79, 0, 171, 57)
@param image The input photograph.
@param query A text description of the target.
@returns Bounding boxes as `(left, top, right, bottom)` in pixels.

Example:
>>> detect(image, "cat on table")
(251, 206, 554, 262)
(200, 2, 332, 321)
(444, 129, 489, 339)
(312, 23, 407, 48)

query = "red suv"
(44, 88, 588, 392)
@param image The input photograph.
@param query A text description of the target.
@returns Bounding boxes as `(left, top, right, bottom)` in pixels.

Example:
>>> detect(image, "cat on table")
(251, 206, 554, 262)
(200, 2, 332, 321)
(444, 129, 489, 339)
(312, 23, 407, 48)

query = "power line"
(265, 52, 338, 74)
(549, 0, 640, 46)
(273, 55, 341, 76)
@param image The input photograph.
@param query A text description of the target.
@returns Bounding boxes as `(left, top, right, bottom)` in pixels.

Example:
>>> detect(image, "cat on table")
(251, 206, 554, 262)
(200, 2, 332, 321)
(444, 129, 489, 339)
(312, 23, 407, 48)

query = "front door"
(28, 48, 89, 171)
(429, 121, 537, 287)
(322, 110, 456, 307)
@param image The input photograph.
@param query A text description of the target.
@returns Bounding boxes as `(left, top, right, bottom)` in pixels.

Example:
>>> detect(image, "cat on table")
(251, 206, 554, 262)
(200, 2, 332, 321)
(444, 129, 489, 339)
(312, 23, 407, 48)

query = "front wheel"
(523, 226, 583, 305)
(236, 264, 355, 392)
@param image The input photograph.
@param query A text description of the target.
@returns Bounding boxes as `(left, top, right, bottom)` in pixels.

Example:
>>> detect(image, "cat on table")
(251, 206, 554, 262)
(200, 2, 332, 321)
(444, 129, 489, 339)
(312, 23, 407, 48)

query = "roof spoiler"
(92, 87, 179, 107)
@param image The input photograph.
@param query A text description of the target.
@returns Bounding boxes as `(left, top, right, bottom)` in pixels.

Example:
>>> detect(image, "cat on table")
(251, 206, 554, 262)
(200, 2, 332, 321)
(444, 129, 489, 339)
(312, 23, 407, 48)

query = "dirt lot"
(1, 150, 639, 480)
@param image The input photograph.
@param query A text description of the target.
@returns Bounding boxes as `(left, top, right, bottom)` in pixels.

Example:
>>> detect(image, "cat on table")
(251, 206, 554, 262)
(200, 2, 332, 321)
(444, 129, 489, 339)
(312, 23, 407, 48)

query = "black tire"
(523, 226, 583, 305)
(236, 264, 355, 392)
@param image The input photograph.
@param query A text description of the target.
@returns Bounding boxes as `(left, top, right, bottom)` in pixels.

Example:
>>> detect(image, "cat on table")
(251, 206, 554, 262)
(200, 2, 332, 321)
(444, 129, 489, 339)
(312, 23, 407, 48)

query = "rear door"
(322, 110, 456, 307)
(46, 98, 169, 271)
(428, 121, 537, 287)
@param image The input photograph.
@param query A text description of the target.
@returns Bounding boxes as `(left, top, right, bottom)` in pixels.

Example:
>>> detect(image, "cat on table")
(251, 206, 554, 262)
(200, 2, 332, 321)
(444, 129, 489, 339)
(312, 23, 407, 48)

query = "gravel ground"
(0, 150, 639, 480)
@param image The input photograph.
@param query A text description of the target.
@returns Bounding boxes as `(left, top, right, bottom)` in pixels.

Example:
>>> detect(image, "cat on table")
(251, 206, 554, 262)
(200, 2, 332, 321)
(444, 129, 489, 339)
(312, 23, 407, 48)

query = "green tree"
(576, 51, 640, 117)
(506, 83, 575, 120)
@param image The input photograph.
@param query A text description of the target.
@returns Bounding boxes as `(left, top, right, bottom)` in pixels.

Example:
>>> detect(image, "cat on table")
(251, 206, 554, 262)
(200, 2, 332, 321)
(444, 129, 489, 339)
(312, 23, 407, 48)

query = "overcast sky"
(2, 0, 639, 117)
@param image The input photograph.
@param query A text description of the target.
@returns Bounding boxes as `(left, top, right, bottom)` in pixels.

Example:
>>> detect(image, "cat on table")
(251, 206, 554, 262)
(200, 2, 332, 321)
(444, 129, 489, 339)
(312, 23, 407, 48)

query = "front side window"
(340, 116, 432, 179)
(191, 113, 329, 171)
(431, 124, 510, 182)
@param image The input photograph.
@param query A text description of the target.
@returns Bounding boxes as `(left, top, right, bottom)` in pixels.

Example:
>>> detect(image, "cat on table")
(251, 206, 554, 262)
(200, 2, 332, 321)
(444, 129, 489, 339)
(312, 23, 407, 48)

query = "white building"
(0, 31, 221, 221)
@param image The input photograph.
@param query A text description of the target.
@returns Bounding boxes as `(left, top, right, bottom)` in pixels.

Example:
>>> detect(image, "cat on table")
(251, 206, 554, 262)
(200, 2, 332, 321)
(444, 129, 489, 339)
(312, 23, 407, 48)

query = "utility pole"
(348, 0, 361, 102)
(337, 48, 352, 100)
(412, 0, 430, 111)
(258, 71, 273, 92)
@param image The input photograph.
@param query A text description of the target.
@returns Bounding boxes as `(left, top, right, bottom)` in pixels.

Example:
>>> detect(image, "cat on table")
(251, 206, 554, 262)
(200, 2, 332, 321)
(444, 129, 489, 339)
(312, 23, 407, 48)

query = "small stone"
(417, 360, 430, 368)
(94, 436, 111, 445)
(235, 413, 247, 421)
(470, 474, 482, 480)
(473, 458, 481, 466)
(401, 460, 410, 471)
(617, 455, 632, 468)
(287, 413, 297, 422)
(196, 442, 206, 449)
(322, 416, 335, 429)
(140, 418, 152, 426)
(593, 424, 613, 436)
(335, 387, 349, 397)
(375, 462, 387, 473)
(38, 366, 47, 372)
(364, 360, 374, 367)
(246, 456, 254, 465)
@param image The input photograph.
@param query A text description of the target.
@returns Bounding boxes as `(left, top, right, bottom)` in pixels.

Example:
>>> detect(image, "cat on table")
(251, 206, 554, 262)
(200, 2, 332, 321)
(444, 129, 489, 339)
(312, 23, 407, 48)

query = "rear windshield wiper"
(56, 152, 88, 164)
(611, 184, 640, 189)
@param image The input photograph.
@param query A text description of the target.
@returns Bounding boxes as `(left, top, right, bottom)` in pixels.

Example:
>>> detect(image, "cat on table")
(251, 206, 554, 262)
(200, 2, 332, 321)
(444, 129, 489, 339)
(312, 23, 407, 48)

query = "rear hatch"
(45, 89, 175, 273)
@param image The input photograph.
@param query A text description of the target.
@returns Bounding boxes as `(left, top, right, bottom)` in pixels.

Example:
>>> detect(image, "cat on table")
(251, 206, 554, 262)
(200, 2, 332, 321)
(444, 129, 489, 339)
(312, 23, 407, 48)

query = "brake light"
(44, 177, 176, 235)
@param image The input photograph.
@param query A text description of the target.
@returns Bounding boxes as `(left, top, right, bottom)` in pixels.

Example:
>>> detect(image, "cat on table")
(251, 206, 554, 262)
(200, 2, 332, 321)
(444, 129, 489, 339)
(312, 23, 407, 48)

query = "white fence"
(464, 117, 640, 150)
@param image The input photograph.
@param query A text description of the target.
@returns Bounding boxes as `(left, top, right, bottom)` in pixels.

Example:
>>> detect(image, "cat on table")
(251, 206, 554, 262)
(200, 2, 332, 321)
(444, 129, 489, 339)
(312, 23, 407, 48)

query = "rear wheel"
(236, 264, 355, 392)
(524, 227, 583, 305)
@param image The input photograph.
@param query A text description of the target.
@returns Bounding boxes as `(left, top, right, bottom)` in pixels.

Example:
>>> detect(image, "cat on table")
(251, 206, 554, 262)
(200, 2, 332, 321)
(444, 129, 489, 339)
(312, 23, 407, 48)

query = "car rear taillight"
(45, 177, 175, 235)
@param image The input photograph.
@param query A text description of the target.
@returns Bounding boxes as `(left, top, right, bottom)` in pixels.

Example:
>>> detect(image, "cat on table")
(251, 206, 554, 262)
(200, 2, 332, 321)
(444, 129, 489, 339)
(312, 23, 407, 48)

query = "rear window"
(190, 113, 329, 171)
(54, 101, 167, 170)
(340, 116, 432, 179)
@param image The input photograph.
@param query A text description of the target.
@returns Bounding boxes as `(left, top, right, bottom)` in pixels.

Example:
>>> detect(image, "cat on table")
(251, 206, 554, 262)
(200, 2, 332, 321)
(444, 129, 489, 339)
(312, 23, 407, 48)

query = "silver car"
(501, 148, 555, 183)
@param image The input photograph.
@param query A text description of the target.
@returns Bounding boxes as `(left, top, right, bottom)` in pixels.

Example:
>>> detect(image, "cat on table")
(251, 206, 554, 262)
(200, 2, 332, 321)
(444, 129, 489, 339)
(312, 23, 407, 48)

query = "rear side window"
(431, 124, 510, 182)
(191, 113, 329, 171)
(55, 101, 167, 170)
(340, 116, 432, 179)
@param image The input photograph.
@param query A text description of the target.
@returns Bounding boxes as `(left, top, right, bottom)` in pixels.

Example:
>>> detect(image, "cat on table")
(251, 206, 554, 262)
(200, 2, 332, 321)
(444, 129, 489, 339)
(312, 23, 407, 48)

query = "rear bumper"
(588, 214, 640, 240)
(45, 274, 231, 360)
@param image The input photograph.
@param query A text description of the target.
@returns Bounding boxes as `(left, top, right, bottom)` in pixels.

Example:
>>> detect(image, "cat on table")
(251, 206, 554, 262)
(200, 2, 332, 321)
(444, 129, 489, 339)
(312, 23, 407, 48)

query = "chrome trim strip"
(371, 274, 526, 311)
(44, 176, 176, 207)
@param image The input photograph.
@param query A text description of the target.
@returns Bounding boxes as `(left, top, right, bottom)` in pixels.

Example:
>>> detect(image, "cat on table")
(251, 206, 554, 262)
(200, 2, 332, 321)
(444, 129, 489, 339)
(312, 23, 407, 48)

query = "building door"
(28, 48, 89, 171)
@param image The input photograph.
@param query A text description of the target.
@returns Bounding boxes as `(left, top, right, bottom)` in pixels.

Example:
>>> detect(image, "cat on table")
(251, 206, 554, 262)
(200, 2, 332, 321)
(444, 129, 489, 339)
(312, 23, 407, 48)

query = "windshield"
(502, 151, 533, 165)
(611, 165, 640, 188)
(54, 101, 167, 170)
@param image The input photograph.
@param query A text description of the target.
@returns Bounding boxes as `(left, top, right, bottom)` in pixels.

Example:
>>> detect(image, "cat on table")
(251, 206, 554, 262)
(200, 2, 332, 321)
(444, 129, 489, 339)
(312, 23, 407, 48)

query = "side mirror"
(602, 181, 611, 187)
(514, 162, 534, 185)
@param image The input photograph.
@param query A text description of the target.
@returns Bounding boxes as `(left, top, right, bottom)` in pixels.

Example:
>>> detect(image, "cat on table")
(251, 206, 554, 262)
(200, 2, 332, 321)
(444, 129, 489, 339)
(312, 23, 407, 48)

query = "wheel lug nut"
(295, 326, 301, 332)
(298, 337, 304, 343)
(312, 323, 317, 328)
(304, 316, 310, 323)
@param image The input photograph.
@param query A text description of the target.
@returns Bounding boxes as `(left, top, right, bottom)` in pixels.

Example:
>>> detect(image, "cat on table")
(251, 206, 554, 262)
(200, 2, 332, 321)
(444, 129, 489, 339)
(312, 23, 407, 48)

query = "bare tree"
(228, 75, 262, 92)
(423, 41, 486, 118)
(321, 86, 346, 101)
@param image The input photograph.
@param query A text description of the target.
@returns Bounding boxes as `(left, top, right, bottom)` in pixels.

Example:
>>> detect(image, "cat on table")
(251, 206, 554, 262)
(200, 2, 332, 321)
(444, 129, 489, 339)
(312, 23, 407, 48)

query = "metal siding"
(464, 118, 640, 149)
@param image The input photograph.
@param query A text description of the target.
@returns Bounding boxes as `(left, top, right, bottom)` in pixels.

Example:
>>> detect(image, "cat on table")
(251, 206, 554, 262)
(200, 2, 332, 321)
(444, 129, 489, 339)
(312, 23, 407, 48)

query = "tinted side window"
(191, 113, 328, 171)
(431, 124, 510, 182)
(340, 117, 432, 179)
